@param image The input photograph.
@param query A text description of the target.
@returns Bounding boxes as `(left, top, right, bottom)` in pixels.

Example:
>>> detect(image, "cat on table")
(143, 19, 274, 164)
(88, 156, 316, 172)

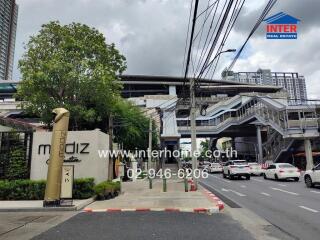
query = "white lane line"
(210, 175, 231, 183)
(240, 185, 247, 188)
(229, 190, 246, 197)
(310, 190, 320, 194)
(222, 188, 246, 196)
(261, 192, 271, 197)
(270, 187, 299, 196)
(299, 206, 319, 213)
(252, 178, 263, 182)
(222, 179, 231, 183)
(278, 184, 287, 187)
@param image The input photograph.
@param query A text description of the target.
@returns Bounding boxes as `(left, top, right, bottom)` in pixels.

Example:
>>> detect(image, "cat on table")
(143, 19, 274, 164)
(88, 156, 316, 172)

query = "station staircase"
(177, 95, 319, 163)
(178, 95, 319, 139)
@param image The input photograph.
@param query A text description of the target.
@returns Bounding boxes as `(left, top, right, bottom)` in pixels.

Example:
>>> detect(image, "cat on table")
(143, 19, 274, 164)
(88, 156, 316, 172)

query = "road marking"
(221, 188, 246, 196)
(252, 178, 263, 182)
(261, 192, 271, 197)
(240, 185, 246, 188)
(230, 190, 246, 197)
(278, 184, 287, 187)
(299, 206, 319, 213)
(270, 187, 299, 196)
(222, 179, 231, 183)
(211, 175, 231, 183)
(310, 190, 320, 194)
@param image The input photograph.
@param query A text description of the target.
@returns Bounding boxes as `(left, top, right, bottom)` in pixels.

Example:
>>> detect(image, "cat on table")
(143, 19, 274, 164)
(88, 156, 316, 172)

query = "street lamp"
(202, 49, 236, 73)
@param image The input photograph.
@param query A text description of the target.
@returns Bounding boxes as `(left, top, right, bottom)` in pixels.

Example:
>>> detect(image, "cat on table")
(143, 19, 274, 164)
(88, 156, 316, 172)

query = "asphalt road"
(32, 212, 255, 240)
(200, 173, 320, 240)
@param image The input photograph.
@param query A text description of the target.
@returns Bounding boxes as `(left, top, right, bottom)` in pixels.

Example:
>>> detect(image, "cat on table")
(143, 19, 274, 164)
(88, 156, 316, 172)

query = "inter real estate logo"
(264, 12, 300, 39)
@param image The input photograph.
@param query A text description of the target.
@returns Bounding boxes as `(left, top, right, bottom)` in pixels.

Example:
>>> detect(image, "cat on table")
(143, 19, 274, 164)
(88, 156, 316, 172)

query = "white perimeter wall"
(30, 129, 109, 183)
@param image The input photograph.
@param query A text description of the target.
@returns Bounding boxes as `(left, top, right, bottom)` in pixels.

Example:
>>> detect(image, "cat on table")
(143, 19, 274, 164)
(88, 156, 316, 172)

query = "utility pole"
(148, 117, 153, 170)
(108, 114, 114, 180)
(190, 78, 198, 190)
(184, 0, 199, 191)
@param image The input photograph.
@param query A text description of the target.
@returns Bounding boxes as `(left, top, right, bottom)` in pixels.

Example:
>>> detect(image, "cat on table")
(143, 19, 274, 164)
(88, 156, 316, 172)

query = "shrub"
(0, 178, 95, 200)
(73, 178, 95, 199)
(0, 180, 46, 200)
(93, 181, 120, 200)
(6, 147, 28, 180)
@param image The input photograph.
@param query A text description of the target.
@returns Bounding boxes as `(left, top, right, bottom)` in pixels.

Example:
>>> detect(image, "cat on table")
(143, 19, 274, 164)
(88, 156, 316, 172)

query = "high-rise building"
(0, 0, 18, 80)
(222, 69, 307, 102)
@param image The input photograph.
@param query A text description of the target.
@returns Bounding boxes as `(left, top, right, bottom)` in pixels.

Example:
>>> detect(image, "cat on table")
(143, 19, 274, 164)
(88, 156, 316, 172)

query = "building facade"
(0, 0, 18, 80)
(222, 69, 307, 103)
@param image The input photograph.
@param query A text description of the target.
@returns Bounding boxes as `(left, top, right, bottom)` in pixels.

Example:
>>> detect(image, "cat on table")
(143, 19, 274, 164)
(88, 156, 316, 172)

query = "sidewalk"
(0, 198, 95, 212)
(85, 178, 224, 214)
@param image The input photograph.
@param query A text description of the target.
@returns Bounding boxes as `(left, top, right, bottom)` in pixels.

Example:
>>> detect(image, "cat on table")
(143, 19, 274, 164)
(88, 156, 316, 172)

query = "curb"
(202, 189, 225, 211)
(83, 207, 219, 214)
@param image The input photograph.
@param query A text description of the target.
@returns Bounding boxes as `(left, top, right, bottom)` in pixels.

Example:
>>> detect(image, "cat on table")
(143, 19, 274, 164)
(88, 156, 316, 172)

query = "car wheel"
(275, 174, 279, 180)
(246, 175, 251, 180)
(222, 173, 226, 178)
(305, 175, 314, 188)
(263, 173, 267, 179)
(294, 177, 299, 182)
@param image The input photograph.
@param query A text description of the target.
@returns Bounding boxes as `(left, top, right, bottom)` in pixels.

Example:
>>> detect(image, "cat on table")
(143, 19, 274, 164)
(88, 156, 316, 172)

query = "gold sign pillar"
(43, 108, 70, 207)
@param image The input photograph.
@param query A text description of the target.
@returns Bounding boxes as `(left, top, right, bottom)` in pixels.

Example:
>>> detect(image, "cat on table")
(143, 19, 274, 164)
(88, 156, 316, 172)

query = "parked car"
(207, 163, 223, 173)
(263, 163, 300, 181)
(248, 162, 263, 176)
(222, 160, 251, 180)
(304, 163, 320, 188)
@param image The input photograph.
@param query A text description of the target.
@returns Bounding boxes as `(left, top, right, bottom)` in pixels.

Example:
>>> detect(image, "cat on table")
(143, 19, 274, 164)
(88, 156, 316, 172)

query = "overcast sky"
(14, 0, 320, 98)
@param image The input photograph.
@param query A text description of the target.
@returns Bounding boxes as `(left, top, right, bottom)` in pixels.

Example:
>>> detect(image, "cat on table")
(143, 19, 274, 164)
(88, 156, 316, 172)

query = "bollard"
(149, 177, 152, 189)
(163, 178, 167, 192)
(184, 177, 188, 192)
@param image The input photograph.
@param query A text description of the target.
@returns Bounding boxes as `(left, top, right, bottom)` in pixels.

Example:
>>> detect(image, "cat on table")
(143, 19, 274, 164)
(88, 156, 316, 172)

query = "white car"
(263, 163, 300, 181)
(304, 163, 320, 188)
(248, 163, 263, 176)
(223, 160, 251, 180)
(207, 163, 223, 173)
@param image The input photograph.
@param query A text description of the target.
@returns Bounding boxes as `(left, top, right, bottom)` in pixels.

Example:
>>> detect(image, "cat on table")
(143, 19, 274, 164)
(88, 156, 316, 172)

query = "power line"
(181, 0, 194, 76)
(205, 0, 246, 79)
(183, 0, 200, 81)
(197, 0, 235, 79)
(227, 0, 278, 71)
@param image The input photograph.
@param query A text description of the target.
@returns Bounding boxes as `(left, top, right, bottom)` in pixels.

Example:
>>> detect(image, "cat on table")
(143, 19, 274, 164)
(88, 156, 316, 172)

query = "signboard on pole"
(60, 165, 74, 199)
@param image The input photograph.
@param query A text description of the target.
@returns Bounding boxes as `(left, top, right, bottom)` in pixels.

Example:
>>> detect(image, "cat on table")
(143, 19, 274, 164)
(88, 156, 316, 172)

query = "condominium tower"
(222, 69, 307, 102)
(0, 0, 18, 80)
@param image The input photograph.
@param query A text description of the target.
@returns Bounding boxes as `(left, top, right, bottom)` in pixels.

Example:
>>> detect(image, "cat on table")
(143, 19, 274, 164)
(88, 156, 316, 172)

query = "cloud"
(13, 0, 320, 99)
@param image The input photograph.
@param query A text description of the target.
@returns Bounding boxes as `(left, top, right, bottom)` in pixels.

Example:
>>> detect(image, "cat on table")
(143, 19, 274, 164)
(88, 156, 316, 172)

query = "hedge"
(0, 178, 95, 200)
(93, 181, 120, 200)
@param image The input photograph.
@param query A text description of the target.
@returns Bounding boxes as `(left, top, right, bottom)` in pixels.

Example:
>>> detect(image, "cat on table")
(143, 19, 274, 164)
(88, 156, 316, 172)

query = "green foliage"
(6, 147, 28, 180)
(200, 139, 210, 160)
(137, 171, 147, 179)
(0, 180, 46, 200)
(93, 180, 120, 200)
(113, 99, 158, 150)
(73, 178, 95, 199)
(17, 21, 126, 130)
(0, 178, 95, 200)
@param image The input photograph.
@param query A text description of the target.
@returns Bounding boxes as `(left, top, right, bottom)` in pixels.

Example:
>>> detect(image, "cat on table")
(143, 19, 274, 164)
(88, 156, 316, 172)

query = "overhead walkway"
(177, 96, 319, 139)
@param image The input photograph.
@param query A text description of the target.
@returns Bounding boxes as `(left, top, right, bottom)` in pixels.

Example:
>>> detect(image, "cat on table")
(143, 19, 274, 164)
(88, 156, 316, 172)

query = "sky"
(13, 0, 320, 98)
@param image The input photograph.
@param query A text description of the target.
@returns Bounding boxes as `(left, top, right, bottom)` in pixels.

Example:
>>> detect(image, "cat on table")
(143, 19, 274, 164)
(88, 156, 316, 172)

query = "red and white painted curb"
(202, 189, 225, 211)
(83, 207, 219, 214)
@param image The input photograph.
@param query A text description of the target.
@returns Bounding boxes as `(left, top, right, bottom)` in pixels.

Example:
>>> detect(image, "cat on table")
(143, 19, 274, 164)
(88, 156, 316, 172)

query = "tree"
(199, 139, 211, 160)
(113, 99, 158, 150)
(17, 21, 126, 130)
